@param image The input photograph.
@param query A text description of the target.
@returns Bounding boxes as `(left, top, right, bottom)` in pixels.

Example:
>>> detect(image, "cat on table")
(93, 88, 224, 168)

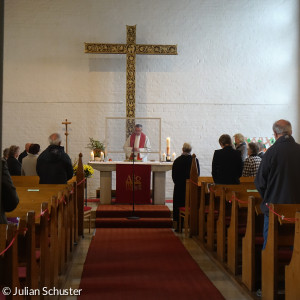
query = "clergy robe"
(123, 132, 151, 162)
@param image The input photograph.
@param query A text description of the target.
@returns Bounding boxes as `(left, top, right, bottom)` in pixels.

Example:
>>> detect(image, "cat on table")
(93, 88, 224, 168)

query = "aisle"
(78, 228, 225, 300)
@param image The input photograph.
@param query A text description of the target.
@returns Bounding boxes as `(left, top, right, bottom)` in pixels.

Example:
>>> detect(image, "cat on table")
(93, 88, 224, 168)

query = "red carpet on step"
(78, 228, 224, 300)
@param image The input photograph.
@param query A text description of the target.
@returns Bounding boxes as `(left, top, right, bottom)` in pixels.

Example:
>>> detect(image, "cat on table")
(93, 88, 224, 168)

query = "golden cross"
(62, 119, 71, 154)
(85, 25, 177, 137)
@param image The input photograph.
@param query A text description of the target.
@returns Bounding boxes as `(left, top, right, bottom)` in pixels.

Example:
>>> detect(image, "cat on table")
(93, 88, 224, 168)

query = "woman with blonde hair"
(233, 133, 247, 161)
(7, 145, 21, 175)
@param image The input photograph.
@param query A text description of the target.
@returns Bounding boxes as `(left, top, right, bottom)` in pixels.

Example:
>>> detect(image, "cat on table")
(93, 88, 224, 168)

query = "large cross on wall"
(85, 25, 177, 138)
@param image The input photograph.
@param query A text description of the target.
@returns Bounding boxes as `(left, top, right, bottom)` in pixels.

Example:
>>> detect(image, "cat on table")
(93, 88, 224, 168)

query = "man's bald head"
(25, 143, 32, 152)
(272, 119, 292, 139)
(48, 133, 62, 146)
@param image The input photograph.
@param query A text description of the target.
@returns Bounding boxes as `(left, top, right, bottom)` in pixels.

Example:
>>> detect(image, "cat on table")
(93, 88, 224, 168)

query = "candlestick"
(90, 151, 94, 161)
(172, 152, 176, 161)
(104, 147, 107, 161)
(166, 137, 170, 156)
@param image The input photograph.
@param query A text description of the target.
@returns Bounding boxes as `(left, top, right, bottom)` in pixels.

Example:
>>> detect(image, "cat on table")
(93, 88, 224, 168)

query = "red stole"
(130, 132, 146, 148)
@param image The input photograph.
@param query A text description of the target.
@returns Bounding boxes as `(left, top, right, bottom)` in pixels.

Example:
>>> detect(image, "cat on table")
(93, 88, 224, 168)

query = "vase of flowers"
(87, 137, 105, 160)
(73, 164, 94, 178)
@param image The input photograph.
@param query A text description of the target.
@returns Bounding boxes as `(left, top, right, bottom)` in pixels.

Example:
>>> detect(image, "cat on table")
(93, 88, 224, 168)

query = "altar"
(89, 161, 173, 205)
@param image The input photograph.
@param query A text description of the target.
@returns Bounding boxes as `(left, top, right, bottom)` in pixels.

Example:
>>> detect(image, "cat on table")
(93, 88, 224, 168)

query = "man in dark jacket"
(255, 119, 300, 249)
(1, 159, 19, 224)
(18, 143, 31, 164)
(36, 133, 73, 184)
(212, 134, 243, 184)
(172, 143, 200, 230)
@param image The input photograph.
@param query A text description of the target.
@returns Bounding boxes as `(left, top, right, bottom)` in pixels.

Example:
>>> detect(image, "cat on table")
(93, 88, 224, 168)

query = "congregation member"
(36, 133, 73, 184)
(212, 134, 243, 184)
(0, 158, 19, 224)
(7, 145, 22, 176)
(21, 144, 40, 176)
(123, 124, 151, 162)
(18, 143, 31, 164)
(255, 119, 300, 249)
(172, 143, 200, 231)
(233, 133, 247, 161)
(2, 148, 9, 160)
(257, 141, 265, 158)
(242, 142, 261, 177)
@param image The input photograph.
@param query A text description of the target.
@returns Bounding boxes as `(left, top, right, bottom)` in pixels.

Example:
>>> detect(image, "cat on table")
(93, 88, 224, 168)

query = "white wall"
(3, 0, 299, 198)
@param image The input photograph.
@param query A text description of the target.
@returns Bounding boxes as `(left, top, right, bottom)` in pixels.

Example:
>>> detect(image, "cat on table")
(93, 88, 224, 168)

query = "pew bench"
(285, 211, 300, 300)
(226, 186, 260, 275)
(262, 203, 300, 300)
(0, 223, 23, 300)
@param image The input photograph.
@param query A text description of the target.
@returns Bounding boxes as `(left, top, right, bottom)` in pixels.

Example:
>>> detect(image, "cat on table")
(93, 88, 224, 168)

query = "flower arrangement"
(87, 137, 105, 157)
(73, 164, 94, 178)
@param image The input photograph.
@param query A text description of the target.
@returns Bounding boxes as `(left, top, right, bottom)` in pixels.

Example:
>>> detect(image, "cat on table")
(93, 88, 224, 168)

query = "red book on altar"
(116, 164, 151, 204)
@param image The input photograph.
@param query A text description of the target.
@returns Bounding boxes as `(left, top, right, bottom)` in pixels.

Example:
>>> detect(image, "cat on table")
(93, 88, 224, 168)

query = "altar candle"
(100, 152, 104, 161)
(172, 152, 176, 161)
(104, 148, 107, 161)
(166, 137, 170, 156)
(162, 153, 166, 161)
(91, 151, 94, 161)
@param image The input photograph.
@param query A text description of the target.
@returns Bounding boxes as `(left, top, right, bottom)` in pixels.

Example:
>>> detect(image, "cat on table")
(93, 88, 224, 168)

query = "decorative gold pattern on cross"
(85, 25, 177, 138)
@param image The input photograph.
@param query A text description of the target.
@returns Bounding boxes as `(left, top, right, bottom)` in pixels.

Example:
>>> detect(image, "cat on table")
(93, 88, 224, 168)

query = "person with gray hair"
(36, 133, 73, 184)
(48, 133, 62, 145)
(255, 119, 300, 249)
(172, 143, 200, 231)
(233, 133, 247, 161)
(257, 141, 265, 158)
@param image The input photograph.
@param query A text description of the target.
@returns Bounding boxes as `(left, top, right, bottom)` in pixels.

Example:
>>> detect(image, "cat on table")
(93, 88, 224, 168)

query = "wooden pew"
(18, 211, 39, 299)
(0, 223, 23, 300)
(3, 153, 84, 294)
(225, 186, 260, 274)
(198, 180, 212, 243)
(187, 154, 200, 237)
(241, 196, 264, 292)
(7, 187, 71, 289)
(262, 204, 300, 300)
(206, 182, 256, 255)
(190, 176, 254, 238)
(285, 211, 300, 300)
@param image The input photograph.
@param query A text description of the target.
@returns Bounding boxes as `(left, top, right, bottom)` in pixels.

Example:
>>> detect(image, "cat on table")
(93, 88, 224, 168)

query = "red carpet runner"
(79, 228, 225, 300)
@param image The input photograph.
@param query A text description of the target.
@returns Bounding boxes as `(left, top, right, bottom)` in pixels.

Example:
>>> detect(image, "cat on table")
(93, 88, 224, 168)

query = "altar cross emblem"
(85, 25, 177, 137)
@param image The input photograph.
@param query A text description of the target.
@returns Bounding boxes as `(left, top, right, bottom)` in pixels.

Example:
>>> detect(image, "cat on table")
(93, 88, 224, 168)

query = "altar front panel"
(89, 161, 172, 205)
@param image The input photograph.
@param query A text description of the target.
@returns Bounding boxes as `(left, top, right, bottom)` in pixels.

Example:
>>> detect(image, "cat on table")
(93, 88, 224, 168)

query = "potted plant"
(87, 137, 105, 160)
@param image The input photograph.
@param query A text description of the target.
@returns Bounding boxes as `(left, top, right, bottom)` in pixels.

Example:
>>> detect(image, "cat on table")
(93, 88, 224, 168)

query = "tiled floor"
(59, 203, 253, 300)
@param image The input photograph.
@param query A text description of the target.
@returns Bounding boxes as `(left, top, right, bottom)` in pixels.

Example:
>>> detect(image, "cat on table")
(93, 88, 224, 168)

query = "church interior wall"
(3, 0, 299, 198)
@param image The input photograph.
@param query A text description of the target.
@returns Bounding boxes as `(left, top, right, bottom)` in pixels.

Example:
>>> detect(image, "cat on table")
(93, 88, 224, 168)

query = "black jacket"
(36, 145, 73, 184)
(18, 150, 28, 164)
(1, 159, 19, 224)
(255, 135, 300, 214)
(212, 146, 243, 184)
(7, 156, 22, 176)
(172, 154, 200, 221)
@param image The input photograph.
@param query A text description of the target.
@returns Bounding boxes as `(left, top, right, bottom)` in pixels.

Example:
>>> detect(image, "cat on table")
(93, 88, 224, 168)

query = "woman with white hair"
(172, 143, 200, 231)
(233, 133, 247, 161)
